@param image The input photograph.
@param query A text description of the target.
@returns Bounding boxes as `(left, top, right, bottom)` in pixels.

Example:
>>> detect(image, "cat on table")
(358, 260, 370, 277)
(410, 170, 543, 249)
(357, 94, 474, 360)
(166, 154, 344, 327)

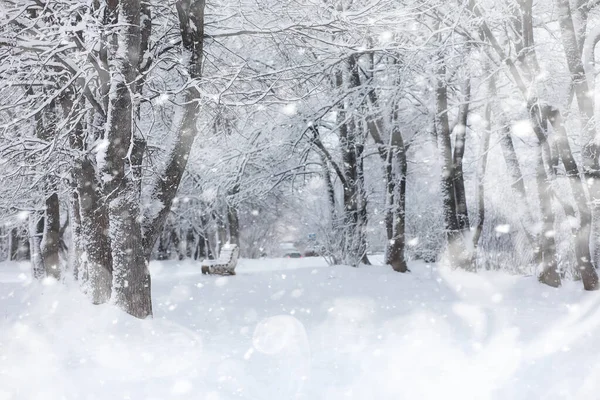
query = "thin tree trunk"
(473, 102, 491, 250)
(9, 228, 19, 261)
(31, 88, 62, 280)
(319, 155, 342, 265)
(185, 229, 196, 258)
(365, 56, 409, 271)
(355, 135, 371, 266)
(18, 230, 30, 261)
(336, 57, 367, 267)
(320, 156, 337, 217)
(42, 192, 61, 280)
(452, 78, 471, 232)
(68, 190, 82, 281)
(29, 212, 45, 280)
(157, 228, 171, 261)
(170, 228, 183, 260)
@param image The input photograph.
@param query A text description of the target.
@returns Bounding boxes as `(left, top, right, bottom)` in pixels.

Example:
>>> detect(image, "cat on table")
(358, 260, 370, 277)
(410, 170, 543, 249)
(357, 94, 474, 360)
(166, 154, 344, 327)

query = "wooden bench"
(201, 244, 239, 275)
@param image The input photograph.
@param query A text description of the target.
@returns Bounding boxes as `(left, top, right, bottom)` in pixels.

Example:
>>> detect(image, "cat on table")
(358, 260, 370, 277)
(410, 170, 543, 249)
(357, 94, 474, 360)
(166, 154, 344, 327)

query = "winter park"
(4, 0, 600, 399)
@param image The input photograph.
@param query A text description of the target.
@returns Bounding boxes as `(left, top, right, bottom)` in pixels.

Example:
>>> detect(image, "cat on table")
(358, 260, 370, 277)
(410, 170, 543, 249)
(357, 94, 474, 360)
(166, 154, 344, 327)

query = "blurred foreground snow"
(1, 258, 600, 399)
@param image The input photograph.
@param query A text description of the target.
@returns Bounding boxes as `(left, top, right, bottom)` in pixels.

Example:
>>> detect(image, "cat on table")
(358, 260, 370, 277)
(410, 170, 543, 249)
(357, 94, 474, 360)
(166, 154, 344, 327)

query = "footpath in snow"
(1, 257, 600, 399)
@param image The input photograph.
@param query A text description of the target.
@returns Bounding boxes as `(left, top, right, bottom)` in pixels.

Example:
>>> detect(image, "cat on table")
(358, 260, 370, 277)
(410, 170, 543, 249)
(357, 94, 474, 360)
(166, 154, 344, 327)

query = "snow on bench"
(201, 244, 239, 276)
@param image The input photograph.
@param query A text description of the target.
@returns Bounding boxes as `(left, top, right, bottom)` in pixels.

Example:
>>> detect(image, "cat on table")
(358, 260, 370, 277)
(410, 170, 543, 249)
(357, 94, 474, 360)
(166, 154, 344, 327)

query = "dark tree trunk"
(205, 236, 214, 260)
(452, 78, 471, 232)
(336, 56, 371, 266)
(365, 58, 408, 272)
(227, 205, 240, 246)
(9, 228, 19, 261)
(170, 228, 184, 260)
(29, 86, 63, 280)
(355, 139, 371, 266)
(157, 230, 171, 261)
(387, 132, 408, 273)
(321, 156, 337, 216)
(18, 229, 30, 261)
(435, 63, 472, 271)
(42, 193, 61, 280)
(185, 229, 196, 258)
(194, 235, 207, 260)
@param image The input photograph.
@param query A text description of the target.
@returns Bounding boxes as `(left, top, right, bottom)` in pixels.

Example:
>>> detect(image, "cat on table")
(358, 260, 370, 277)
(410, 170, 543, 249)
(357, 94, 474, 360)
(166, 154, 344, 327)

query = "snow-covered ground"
(1, 257, 600, 399)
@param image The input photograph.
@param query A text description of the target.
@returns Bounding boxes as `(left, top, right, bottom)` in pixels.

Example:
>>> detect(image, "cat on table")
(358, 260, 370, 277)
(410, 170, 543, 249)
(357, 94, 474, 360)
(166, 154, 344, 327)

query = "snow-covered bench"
(201, 244, 239, 276)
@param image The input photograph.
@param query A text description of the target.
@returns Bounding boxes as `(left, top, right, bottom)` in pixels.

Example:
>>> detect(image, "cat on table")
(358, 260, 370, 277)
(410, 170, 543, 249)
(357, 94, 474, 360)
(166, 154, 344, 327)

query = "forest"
(5, 1, 600, 399)
(1, 1, 600, 316)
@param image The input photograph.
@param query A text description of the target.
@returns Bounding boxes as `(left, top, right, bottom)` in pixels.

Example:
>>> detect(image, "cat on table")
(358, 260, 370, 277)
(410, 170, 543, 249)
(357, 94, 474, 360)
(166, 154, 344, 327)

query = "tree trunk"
(102, 0, 152, 318)
(29, 212, 45, 280)
(170, 228, 184, 260)
(355, 139, 371, 266)
(108, 194, 151, 318)
(522, 107, 561, 286)
(9, 228, 19, 261)
(77, 156, 113, 303)
(185, 229, 196, 258)
(42, 193, 61, 280)
(365, 57, 409, 272)
(31, 88, 62, 280)
(452, 78, 471, 232)
(318, 155, 342, 265)
(535, 144, 561, 287)
(194, 235, 206, 260)
(387, 129, 408, 273)
(227, 205, 240, 246)
(157, 229, 171, 261)
(337, 56, 371, 266)
(435, 63, 472, 271)
(546, 106, 598, 290)
(473, 102, 491, 251)
(18, 230, 30, 261)
(68, 190, 82, 281)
